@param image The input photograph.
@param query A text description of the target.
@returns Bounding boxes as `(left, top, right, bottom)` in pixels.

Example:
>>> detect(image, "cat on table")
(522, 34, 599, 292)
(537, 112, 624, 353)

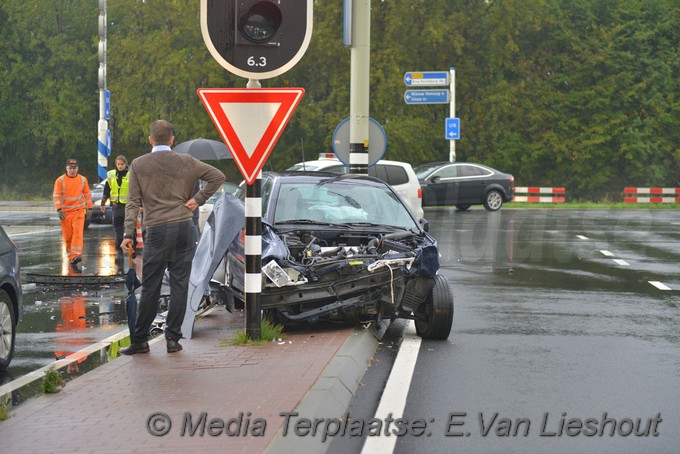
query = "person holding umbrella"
(119, 120, 225, 355)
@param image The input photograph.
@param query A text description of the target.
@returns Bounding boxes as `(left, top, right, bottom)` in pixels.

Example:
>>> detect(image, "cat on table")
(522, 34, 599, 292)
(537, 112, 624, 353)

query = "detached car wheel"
(483, 189, 503, 211)
(0, 289, 17, 371)
(415, 275, 454, 340)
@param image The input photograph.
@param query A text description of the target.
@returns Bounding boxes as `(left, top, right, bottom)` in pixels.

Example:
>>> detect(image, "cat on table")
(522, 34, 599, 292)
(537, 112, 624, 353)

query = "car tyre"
(414, 275, 453, 340)
(0, 289, 17, 371)
(483, 190, 503, 211)
(455, 204, 471, 211)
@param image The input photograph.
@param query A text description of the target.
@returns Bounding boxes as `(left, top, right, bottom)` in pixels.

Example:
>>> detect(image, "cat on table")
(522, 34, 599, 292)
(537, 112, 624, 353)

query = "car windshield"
(272, 181, 418, 230)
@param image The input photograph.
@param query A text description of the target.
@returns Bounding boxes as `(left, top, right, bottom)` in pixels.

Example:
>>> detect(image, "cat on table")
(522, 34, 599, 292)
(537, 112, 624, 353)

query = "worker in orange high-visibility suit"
(53, 159, 93, 268)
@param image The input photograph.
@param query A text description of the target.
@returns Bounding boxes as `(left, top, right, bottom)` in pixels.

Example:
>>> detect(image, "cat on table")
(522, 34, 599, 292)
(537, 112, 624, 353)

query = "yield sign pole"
(245, 78, 262, 341)
(197, 87, 304, 340)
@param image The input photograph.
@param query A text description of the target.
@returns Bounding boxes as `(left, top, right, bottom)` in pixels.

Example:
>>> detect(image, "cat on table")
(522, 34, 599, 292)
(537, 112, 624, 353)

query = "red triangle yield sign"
(197, 88, 305, 185)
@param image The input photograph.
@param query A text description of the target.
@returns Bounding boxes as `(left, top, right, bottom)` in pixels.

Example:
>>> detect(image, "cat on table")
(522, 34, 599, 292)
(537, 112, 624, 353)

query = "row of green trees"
(1, 0, 678, 200)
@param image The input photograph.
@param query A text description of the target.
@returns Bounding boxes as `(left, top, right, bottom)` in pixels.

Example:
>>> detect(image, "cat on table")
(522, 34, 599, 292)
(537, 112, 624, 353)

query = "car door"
(456, 164, 492, 203)
(423, 164, 459, 205)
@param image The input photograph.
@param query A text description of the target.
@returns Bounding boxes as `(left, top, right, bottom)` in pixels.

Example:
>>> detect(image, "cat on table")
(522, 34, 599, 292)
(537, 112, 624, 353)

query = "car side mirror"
(430, 176, 440, 184)
(419, 218, 429, 232)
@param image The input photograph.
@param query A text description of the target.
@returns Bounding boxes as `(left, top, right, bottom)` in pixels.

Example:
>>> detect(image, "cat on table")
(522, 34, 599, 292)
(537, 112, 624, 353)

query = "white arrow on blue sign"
(404, 89, 450, 104)
(445, 117, 460, 140)
(105, 89, 111, 120)
(404, 71, 449, 87)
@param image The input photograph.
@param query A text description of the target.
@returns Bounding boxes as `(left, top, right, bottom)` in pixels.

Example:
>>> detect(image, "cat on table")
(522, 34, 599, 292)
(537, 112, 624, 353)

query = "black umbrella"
(173, 138, 233, 161)
(125, 251, 141, 335)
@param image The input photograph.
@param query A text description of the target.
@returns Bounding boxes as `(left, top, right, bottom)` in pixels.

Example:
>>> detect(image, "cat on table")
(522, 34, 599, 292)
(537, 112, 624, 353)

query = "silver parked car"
(0, 226, 22, 371)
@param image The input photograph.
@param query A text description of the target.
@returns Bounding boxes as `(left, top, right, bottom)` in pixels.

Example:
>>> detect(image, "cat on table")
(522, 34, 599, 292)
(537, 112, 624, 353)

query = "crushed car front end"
(219, 173, 453, 339)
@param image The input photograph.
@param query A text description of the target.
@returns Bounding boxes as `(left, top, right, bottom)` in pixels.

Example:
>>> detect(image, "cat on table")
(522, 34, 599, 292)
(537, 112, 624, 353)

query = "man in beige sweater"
(120, 120, 225, 355)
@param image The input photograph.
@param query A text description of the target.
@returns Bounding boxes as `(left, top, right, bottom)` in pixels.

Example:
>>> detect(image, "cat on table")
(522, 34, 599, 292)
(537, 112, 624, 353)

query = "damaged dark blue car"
(201, 172, 454, 340)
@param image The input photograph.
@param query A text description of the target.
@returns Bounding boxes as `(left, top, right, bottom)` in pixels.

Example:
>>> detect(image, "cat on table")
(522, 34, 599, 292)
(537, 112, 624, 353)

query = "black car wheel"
(455, 204, 471, 211)
(0, 289, 17, 371)
(414, 275, 454, 340)
(483, 189, 504, 211)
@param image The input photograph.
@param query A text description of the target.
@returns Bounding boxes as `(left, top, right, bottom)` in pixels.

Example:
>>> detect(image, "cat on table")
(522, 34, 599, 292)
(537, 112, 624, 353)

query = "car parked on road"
(210, 172, 454, 340)
(287, 155, 424, 219)
(0, 226, 22, 371)
(415, 161, 515, 211)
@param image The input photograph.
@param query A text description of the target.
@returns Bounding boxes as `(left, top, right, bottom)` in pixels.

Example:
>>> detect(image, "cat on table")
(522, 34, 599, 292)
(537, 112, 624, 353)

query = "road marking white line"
(613, 259, 629, 266)
(576, 235, 589, 240)
(8, 228, 61, 238)
(600, 250, 614, 257)
(361, 320, 421, 454)
(649, 281, 671, 291)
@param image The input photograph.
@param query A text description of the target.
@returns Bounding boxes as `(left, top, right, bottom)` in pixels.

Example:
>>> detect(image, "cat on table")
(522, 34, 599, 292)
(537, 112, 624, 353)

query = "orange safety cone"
(135, 215, 144, 250)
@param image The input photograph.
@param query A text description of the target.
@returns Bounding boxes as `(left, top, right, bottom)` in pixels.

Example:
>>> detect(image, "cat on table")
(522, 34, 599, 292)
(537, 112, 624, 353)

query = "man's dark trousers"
(132, 220, 195, 343)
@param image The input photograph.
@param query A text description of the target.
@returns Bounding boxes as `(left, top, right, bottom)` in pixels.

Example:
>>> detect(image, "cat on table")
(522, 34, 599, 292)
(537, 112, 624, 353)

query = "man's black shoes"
(166, 338, 183, 353)
(69, 256, 82, 265)
(119, 342, 150, 355)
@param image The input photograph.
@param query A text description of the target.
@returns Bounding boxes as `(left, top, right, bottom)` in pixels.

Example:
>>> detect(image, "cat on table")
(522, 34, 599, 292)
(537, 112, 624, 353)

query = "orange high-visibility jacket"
(53, 174, 93, 212)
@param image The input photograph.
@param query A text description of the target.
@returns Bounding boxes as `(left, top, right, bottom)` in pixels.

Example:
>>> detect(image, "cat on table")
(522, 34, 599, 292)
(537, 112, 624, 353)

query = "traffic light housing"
(201, 0, 313, 80)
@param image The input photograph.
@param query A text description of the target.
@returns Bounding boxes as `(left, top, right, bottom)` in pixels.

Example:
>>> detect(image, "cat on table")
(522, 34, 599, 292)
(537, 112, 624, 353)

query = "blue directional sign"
(404, 89, 450, 104)
(445, 117, 460, 140)
(404, 71, 449, 87)
(105, 89, 111, 120)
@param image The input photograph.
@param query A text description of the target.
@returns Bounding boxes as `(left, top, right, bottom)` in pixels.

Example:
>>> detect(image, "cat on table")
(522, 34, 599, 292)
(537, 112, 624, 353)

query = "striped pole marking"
(244, 173, 262, 340)
(624, 187, 680, 204)
(349, 143, 369, 174)
(513, 187, 565, 203)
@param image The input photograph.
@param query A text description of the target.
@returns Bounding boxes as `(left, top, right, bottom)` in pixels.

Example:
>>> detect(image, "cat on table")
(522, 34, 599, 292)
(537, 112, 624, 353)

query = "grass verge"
(224, 317, 285, 347)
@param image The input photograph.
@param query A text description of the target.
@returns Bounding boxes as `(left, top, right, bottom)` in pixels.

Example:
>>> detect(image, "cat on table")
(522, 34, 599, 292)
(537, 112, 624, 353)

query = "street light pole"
(348, 0, 370, 174)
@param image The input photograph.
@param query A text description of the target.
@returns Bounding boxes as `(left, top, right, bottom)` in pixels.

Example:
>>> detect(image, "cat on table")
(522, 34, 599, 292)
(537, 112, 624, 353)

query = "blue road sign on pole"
(446, 117, 460, 140)
(404, 89, 450, 104)
(105, 90, 110, 120)
(404, 71, 449, 87)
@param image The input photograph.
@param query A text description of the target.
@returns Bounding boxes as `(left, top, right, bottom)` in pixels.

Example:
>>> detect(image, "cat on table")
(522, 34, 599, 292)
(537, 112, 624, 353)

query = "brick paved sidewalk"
(0, 307, 380, 453)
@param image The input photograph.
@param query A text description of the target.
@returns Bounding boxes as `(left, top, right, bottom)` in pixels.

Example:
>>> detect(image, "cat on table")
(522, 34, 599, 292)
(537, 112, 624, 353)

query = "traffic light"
(201, 0, 313, 80)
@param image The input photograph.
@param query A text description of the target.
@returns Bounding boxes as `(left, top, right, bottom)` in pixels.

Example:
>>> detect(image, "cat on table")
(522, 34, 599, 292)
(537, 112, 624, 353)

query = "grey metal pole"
(348, 0, 370, 174)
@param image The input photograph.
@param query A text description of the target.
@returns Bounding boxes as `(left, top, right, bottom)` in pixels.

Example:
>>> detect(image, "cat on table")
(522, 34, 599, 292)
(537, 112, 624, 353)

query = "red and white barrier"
(624, 187, 680, 204)
(513, 187, 566, 203)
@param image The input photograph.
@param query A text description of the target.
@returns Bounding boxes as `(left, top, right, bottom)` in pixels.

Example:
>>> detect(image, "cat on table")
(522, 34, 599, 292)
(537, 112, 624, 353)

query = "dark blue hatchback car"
(0, 226, 22, 371)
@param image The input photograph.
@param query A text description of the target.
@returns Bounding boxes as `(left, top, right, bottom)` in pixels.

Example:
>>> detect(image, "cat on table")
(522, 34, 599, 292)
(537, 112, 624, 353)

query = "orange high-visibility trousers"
(61, 209, 86, 261)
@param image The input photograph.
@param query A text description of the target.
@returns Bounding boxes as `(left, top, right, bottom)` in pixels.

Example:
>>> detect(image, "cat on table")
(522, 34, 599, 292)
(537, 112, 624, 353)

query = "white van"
(287, 155, 424, 219)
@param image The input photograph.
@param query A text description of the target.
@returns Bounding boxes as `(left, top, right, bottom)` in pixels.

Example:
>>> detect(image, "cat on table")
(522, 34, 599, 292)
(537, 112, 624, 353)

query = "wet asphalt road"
(1, 206, 130, 382)
(406, 208, 679, 453)
(331, 207, 679, 454)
